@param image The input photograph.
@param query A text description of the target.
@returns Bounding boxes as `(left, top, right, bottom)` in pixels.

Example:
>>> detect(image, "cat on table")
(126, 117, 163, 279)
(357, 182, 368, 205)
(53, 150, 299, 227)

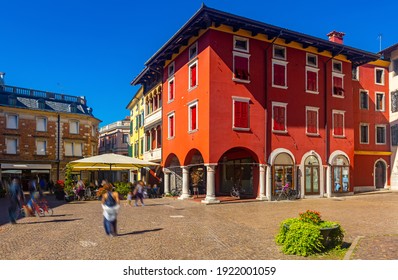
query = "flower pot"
(320, 225, 339, 247)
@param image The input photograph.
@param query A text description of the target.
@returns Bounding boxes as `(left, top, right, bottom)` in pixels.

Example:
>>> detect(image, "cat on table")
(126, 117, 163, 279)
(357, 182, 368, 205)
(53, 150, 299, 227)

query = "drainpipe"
(56, 114, 61, 181)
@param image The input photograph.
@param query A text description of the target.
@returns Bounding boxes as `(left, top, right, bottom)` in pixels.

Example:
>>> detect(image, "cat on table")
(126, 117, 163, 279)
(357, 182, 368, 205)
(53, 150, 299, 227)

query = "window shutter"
(279, 107, 286, 131)
(392, 125, 398, 146)
(241, 102, 248, 128)
(234, 56, 249, 80)
(334, 114, 343, 136)
(191, 105, 197, 130)
(307, 110, 317, 134)
(169, 81, 174, 100)
(273, 106, 280, 130)
(190, 64, 197, 87)
(274, 64, 286, 86)
(169, 116, 174, 137)
(234, 101, 242, 127)
(307, 71, 317, 91)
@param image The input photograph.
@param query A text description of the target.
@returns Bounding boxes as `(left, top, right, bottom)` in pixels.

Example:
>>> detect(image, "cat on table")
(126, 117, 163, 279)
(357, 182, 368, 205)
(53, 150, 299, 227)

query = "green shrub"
(114, 182, 131, 198)
(275, 210, 344, 257)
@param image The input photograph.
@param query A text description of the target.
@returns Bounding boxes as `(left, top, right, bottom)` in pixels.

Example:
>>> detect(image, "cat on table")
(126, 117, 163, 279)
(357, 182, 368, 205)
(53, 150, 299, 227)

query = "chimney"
(0, 72, 5, 85)
(327, 31, 345, 44)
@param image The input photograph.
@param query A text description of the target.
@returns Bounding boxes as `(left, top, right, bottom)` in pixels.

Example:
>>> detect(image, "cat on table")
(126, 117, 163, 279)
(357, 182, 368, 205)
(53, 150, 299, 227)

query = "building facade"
(0, 75, 100, 189)
(98, 117, 130, 156)
(132, 5, 395, 201)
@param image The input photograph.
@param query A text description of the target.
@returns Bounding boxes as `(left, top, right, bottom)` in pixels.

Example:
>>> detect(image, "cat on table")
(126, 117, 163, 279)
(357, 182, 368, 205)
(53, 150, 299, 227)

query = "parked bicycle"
(230, 184, 241, 198)
(276, 184, 300, 201)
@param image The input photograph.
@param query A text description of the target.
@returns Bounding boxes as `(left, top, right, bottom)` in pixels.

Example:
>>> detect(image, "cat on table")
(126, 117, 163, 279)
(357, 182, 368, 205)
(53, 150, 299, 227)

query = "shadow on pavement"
(117, 228, 163, 236)
(18, 218, 83, 225)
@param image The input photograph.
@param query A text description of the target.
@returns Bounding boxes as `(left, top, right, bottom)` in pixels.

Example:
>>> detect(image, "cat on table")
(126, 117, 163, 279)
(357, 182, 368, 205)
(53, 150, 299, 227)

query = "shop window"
(332, 155, 349, 193)
(304, 155, 320, 195)
(273, 153, 294, 195)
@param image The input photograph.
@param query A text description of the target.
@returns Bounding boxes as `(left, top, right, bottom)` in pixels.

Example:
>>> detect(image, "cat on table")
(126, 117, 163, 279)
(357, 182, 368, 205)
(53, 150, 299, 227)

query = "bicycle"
(276, 184, 300, 201)
(230, 185, 240, 198)
(37, 198, 53, 216)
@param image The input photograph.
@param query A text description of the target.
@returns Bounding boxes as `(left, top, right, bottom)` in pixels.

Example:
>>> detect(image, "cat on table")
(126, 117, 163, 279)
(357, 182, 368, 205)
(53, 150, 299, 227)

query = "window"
(272, 153, 294, 195)
(6, 114, 18, 129)
(6, 138, 18, 154)
(376, 125, 386, 145)
(69, 121, 79, 134)
(233, 53, 250, 82)
(306, 107, 319, 135)
(272, 60, 288, 88)
(392, 90, 398, 113)
(233, 98, 250, 130)
(141, 111, 144, 125)
(134, 142, 139, 157)
(306, 68, 319, 93)
(168, 78, 175, 102)
(375, 68, 384, 85)
(68, 103, 78, 113)
(393, 58, 398, 76)
(233, 36, 249, 52)
(332, 74, 344, 97)
(8, 96, 17, 106)
(37, 99, 45, 109)
(145, 131, 151, 151)
(332, 60, 342, 73)
(273, 45, 286, 60)
(64, 142, 82, 157)
(36, 140, 47, 155)
(189, 42, 198, 60)
(140, 138, 144, 155)
(332, 155, 349, 193)
(332, 111, 345, 137)
(188, 102, 198, 132)
(168, 62, 175, 78)
(375, 92, 385, 111)
(272, 102, 287, 133)
(391, 124, 398, 146)
(360, 90, 369, 110)
(122, 134, 129, 144)
(189, 60, 198, 89)
(168, 113, 175, 139)
(306, 53, 317, 67)
(156, 126, 161, 148)
(36, 117, 47, 132)
(352, 66, 359, 80)
(151, 129, 156, 150)
(360, 124, 369, 144)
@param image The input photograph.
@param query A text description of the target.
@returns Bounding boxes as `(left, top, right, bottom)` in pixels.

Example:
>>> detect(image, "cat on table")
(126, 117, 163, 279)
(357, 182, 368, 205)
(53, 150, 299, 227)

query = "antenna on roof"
(377, 33, 382, 52)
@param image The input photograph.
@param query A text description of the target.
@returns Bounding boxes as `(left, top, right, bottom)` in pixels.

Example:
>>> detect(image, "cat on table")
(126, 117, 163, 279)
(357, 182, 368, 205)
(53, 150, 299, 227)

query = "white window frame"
(168, 62, 175, 78)
(375, 124, 387, 145)
(232, 51, 251, 83)
(36, 117, 47, 132)
(332, 110, 345, 138)
(36, 139, 47, 155)
(167, 111, 175, 140)
(374, 67, 385, 85)
(168, 78, 175, 103)
(272, 59, 288, 89)
(5, 137, 18, 154)
(189, 42, 198, 60)
(359, 123, 369, 144)
(375, 92, 385, 112)
(69, 120, 79, 134)
(305, 106, 319, 136)
(232, 96, 250, 131)
(233, 36, 249, 53)
(332, 72, 345, 98)
(188, 100, 199, 133)
(332, 60, 343, 73)
(188, 59, 198, 90)
(6, 114, 18, 129)
(305, 66, 320, 94)
(359, 90, 369, 110)
(306, 53, 318, 67)
(273, 45, 286, 60)
(272, 101, 288, 134)
(352, 66, 359, 81)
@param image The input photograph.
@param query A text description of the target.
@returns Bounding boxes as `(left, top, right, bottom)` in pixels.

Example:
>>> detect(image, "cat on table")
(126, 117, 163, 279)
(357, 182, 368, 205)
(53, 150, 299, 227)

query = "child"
(126, 182, 134, 207)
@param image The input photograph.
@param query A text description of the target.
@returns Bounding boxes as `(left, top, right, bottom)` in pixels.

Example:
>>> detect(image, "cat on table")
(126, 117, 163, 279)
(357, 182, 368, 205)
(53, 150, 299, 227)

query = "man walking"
(8, 178, 23, 224)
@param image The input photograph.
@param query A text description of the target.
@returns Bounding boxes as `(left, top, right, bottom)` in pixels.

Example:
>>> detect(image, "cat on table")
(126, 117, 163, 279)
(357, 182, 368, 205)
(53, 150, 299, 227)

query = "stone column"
(257, 164, 267, 200)
(202, 164, 220, 204)
(266, 164, 272, 201)
(178, 166, 190, 200)
(163, 168, 171, 195)
(326, 165, 332, 198)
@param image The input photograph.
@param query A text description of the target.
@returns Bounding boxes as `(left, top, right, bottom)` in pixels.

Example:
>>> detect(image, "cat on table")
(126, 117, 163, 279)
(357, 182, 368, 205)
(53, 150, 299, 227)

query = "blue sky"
(1, 0, 396, 126)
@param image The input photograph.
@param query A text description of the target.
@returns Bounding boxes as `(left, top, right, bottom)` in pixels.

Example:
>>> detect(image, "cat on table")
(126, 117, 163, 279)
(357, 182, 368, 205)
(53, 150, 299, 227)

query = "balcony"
(144, 148, 161, 162)
(0, 84, 86, 105)
(145, 108, 162, 128)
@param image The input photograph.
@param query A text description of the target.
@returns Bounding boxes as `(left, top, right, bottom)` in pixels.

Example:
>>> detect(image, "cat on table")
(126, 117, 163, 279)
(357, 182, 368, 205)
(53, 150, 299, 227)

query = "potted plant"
(275, 210, 344, 256)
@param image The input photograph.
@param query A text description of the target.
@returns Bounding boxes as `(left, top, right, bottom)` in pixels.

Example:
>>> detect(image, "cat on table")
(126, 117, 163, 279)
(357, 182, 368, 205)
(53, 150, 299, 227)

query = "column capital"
(204, 163, 217, 172)
(181, 166, 190, 172)
(163, 167, 171, 174)
(259, 164, 267, 171)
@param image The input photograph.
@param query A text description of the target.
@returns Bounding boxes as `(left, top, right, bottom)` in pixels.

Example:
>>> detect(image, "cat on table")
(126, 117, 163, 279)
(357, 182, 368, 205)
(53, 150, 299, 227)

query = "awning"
(1, 163, 52, 170)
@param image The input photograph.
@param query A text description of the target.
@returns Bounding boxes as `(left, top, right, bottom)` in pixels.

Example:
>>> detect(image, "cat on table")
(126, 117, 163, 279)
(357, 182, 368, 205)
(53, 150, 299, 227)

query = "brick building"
(0, 74, 100, 189)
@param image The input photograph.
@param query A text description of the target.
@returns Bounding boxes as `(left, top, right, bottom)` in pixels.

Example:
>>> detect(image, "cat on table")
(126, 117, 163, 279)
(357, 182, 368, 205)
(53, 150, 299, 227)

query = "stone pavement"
(0, 192, 397, 260)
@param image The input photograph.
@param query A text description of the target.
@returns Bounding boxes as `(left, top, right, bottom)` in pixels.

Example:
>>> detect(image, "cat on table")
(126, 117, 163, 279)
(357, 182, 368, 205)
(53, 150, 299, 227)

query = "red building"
(132, 5, 381, 202)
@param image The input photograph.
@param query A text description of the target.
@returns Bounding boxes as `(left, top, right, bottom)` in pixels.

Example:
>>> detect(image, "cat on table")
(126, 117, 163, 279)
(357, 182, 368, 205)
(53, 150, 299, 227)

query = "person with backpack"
(101, 183, 120, 236)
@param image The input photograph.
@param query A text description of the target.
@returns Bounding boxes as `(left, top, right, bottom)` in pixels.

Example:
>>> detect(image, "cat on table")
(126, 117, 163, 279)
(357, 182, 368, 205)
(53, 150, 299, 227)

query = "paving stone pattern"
(0, 193, 397, 260)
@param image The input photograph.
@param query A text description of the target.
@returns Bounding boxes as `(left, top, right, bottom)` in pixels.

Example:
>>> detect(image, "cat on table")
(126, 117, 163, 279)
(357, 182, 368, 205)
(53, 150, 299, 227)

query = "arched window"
(304, 155, 320, 195)
(153, 95, 158, 111)
(156, 125, 161, 148)
(151, 128, 156, 150)
(332, 155, 349, 193)
(273, 153, 294, 194)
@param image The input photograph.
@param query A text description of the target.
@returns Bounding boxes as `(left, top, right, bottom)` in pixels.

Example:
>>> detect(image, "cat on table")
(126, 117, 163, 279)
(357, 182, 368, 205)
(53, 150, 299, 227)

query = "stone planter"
(320, 224, 339, 247)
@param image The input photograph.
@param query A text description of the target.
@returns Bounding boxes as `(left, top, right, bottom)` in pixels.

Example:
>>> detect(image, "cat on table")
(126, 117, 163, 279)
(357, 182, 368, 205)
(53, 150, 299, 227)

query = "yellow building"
(126, 86, 145, 181)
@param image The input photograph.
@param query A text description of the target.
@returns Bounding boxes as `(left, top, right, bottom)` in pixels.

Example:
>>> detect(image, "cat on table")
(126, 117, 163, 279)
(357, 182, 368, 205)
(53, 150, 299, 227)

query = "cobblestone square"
(0, 192, 397, 260)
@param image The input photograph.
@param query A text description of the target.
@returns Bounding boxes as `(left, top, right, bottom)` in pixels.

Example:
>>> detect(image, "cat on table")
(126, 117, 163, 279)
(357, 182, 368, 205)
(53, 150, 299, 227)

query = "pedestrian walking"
(126, 182, 134, 207)
(133, 180, 145, 207)
(8, 178, 24, 224)
(101, 183, 120, 236)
